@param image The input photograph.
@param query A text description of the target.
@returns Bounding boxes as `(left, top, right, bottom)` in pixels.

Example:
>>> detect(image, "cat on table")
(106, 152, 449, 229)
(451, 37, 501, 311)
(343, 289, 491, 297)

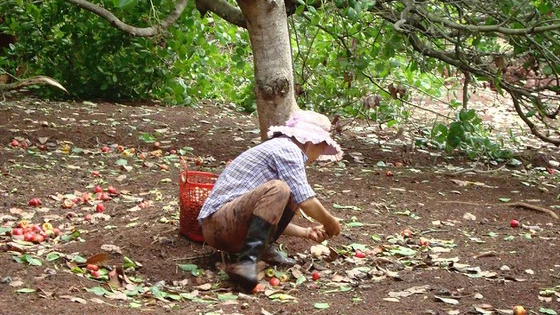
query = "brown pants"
(201, 180, 296, 253)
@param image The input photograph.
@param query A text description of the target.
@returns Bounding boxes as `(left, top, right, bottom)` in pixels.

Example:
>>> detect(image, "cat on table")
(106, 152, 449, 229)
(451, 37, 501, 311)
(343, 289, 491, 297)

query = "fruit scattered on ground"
(107, 186, 118, 194)
(419, 237, 430, 247)
(510, 219, 520, 228)
(94, 185, 103, 193)
(311, 271, 320, 281)
(401, 229, 413, 238)
(91, 171, 100, 177)
(101, 146, 110, 153)
(96, 203, 105, 213)
(28, 198, 42, 207)
(269, 277, 281, 286)
(385, 170, 393, 177)
(354, 250, 366, 258)
(513, 306, 526, 315)
(252, 283, 265, 294)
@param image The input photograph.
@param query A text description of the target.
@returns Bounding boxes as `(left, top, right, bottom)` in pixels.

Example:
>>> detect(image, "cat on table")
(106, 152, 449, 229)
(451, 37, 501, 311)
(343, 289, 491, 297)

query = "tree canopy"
(1, 0, 558, 155)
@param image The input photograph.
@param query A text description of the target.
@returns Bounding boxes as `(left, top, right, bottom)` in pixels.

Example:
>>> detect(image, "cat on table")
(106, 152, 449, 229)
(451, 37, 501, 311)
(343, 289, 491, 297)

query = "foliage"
(2, 0, 558, 159)
(423, 109, 513, 161)
(0, 0, 254, 105)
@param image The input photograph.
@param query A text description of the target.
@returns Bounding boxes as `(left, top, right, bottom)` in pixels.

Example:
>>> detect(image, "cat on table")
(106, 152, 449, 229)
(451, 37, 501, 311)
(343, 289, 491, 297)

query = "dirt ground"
(0, 95, 559, 315)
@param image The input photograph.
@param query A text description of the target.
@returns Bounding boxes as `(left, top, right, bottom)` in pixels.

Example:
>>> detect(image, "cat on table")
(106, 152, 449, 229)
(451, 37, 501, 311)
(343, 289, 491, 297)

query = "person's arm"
(283, 223, 329, 243)
(299, 197, 341, 237)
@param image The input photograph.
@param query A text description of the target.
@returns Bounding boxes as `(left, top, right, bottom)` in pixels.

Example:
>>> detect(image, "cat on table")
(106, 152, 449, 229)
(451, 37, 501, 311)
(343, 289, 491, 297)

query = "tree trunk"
(236, 0, 299, 140)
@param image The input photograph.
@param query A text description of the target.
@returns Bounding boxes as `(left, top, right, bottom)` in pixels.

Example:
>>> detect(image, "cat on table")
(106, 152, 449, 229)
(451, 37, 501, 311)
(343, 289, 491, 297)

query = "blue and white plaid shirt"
(198, 137, 316, 221)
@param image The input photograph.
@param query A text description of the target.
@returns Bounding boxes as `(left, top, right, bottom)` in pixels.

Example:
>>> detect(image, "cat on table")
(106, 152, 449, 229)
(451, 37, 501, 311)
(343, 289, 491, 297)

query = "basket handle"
(180, 158, 188, 183)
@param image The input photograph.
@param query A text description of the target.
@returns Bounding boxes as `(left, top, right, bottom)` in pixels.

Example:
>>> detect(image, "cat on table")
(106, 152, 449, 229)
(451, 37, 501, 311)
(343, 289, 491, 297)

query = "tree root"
(438, 200, 559, 219)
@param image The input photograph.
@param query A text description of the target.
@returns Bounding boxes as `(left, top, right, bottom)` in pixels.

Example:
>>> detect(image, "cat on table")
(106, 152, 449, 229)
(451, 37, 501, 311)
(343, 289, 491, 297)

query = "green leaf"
(86, 286, 110, 296)
(217, 294, 238, 301)
(332, 203, 361, 211)
(150, 286, 167, 299)
(0, 227, 12, 234)
(123, 256, 137, 269)
(539, 307, 557, 315)
(346, 222, 364, 227)
(371, 234, 381, 241)
(389, 245, 416, 256)
(349, 243, 367, 251)
(116, 159, 128, 166)
(314, 302, 330, 309)
(178, 264, 198, 271)
(23, 254, 42, 266)
(499, 198, 511, 202)
(129, 302, 142, 308)
(46, 252, 62, 261)
(72, 255, 87, 264)
(16, 288, 36, 293)
(138, 133, 156, 144)
(296, 276, 306, 286)
(504, 235, 515, 241)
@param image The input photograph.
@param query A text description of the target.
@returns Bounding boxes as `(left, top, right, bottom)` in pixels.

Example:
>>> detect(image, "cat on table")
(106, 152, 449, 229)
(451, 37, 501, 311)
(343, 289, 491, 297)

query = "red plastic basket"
(179, 160, 218, 242)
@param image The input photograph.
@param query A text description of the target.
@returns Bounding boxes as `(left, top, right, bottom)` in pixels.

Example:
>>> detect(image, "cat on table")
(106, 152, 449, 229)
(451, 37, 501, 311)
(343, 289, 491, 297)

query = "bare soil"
(0, 95, 559, 315)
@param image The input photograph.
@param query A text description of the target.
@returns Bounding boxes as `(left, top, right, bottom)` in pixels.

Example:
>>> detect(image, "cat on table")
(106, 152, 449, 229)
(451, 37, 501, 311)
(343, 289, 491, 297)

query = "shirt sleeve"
(272, 146, 316, 205)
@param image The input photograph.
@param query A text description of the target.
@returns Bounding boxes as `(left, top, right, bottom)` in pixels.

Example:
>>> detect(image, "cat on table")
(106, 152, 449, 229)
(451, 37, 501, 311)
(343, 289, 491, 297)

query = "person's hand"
(322, 215, 341, 237)
(306, 225, 328, 243)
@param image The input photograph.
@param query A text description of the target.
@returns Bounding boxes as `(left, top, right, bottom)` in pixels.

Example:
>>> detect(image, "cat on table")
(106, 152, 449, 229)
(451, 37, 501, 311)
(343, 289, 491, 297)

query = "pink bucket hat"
(267, 110, 343, 161)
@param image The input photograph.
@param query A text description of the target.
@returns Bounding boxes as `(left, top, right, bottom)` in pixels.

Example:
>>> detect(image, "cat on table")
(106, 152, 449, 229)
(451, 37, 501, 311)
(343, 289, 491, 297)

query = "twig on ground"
(438, 200, 559, 219)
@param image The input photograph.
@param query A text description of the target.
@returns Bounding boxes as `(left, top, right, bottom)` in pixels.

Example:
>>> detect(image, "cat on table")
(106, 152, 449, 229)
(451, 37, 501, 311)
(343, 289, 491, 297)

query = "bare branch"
(410, 2, 560, 35)
(511, 93, 560, 146)
(196, 0, 246, 28)
(64, 0, 189, 37)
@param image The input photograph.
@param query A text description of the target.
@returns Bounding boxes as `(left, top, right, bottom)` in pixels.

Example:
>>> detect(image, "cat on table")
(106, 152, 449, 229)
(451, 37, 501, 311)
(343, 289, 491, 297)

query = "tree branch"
(411, 3, 560, 35)
(511, 93, 560, 146)
(64, 0, 189, 37)
(195, 0, 246, 28)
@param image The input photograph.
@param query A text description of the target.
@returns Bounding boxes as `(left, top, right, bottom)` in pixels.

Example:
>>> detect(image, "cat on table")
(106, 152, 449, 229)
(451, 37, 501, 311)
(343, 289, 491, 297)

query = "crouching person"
(198, 110, 343, 292)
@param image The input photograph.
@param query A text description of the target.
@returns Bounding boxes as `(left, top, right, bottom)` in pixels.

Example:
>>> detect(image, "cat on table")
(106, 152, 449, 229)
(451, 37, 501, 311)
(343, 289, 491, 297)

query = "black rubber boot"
(226, 215, 272, 292)
(262, 208, 296, 266)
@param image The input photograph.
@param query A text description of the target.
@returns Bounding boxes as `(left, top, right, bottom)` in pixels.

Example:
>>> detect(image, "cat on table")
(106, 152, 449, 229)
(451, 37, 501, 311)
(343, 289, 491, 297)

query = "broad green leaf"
(0, 227, 11, 234)
(332, 203, 361, 211)
(16, 288, 36, 293)
(178, 264, 198, 271)
(138, 133, 156, 143)
(217, 294, 238, 301)
(129, 302, 142, 308)
(371, 234, 381, 241)
(499, 197, 511, 202)
(389, 246, 416, 256)
(116, 159, 128, 166)
(46, 252, 62, 261)
(72, 255, 87, 263)
(346, 222, 364, 227)
(150, 286, 167, 299)
(86, 286, 110, 296)
(349, 243, 367, 251)
(23, 254, 42, 266)
(314, 303, 330, 309)
(167, 294, 182, 301)
(539, 307, 557, 315)
(123, 256, 137, 269)
(296, 276, 306, 286)
(504, 235, 515, 241)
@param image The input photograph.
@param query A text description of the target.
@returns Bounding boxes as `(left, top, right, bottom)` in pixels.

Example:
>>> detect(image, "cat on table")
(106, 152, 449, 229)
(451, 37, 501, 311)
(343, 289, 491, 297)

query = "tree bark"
(236, 0, 299, 140)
